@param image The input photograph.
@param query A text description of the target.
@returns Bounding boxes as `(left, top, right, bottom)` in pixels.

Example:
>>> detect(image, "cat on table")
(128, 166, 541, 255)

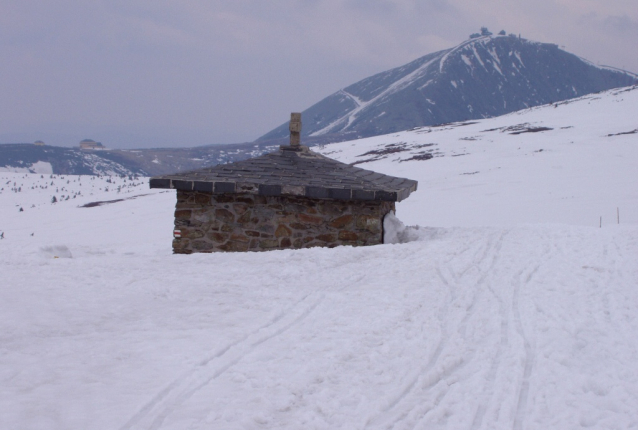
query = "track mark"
(119, 291, 326, 430)
(512, 264, 540, 430)
(458, 230, 508, 339)
(364, 231, 507, 430)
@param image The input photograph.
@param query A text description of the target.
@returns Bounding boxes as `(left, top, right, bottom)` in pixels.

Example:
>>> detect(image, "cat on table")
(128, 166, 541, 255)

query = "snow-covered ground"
(316, 85, 638, 228)
(1, 87, 638, 429)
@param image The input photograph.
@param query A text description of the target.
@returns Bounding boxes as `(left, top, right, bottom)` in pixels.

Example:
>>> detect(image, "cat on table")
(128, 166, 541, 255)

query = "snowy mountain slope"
(260, 34, 637, 141)
(0, 144, 145, 176)
(316, 85, 638, 228)
(0, 140, 296, 177)
(2, 87, 638, 429)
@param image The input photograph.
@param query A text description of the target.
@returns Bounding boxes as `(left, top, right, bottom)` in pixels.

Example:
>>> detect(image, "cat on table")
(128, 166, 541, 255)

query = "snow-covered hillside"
(0, 144, 146, 176)
(317, 85, 638, 228)
(1, 88, 638, 430)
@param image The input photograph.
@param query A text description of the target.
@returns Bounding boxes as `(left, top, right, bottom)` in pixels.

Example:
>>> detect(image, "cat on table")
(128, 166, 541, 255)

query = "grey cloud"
(414, 0, 459, 14)
(602, 14, 638, 35)
(345, 0, 398, 15)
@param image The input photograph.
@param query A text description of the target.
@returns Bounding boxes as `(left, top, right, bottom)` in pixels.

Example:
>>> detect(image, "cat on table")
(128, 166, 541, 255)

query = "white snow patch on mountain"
(471, 44, 486, 69)
(311, 57, 440, 136)
(0, 161, 53, 174)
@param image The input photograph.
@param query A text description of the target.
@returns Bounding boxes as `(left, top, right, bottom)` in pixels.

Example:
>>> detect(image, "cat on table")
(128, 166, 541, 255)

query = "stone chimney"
(289, 112, 302, 148)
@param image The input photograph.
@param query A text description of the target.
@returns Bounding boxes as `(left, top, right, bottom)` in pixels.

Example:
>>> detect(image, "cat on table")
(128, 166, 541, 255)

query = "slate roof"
(149, 146, 418, 202)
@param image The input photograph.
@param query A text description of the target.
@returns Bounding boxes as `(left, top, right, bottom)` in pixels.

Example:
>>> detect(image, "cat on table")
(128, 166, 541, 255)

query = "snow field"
(1, 171, 637, 429)
(0, 170, 638, 429)
(0, 173, 164, 253)
(317, 86, 638, 228)
(2, 87, 638, 429)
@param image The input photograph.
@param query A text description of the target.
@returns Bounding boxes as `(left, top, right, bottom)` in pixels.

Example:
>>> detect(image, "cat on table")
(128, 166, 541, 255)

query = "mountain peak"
(259, 36, 637, 141)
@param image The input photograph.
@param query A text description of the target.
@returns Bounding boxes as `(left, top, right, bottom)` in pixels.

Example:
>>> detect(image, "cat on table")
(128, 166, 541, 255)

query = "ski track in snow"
(362, 230, 508, 430)
(117, 291, 322, 429)
(510, 230, 548, 430)
(467, 232, 511, 430)
(120, 273, 368, 430)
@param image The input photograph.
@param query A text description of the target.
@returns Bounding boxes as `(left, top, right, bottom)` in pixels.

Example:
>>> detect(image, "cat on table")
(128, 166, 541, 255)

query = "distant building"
(79, 139, 105, 149)
(34, 140, 45, 146)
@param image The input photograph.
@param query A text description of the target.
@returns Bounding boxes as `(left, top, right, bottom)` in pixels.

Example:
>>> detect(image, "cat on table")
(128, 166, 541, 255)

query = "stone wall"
(172, 191, 395, 253)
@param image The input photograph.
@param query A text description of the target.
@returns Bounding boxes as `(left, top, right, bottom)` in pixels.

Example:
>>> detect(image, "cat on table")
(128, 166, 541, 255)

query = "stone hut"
(149, 113, 418, 253)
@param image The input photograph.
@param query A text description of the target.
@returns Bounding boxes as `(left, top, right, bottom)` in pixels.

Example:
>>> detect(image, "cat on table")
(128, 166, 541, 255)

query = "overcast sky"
(1, 0, 637, 148)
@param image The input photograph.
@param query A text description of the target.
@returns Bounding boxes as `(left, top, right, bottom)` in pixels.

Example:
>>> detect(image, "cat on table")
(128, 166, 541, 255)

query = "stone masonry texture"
(172, 191, 395, 253)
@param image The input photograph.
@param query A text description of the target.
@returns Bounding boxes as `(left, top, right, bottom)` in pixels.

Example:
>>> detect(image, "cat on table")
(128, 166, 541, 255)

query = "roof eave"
(149, 177, 417, 202)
